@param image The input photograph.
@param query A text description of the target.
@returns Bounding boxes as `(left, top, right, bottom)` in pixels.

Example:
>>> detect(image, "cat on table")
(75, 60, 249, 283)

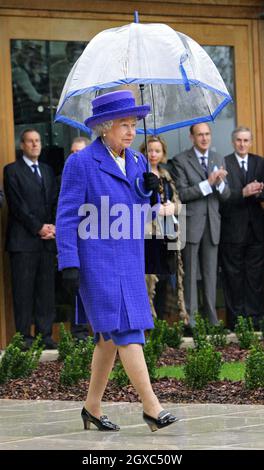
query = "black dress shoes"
(21, 341, 33, 351)
(143, 410, 179, 432)
(43, 338, 58, 350)
(81, 407, 120, 431)
(21, 336, 34, 351)
(183, 325, 193, 337)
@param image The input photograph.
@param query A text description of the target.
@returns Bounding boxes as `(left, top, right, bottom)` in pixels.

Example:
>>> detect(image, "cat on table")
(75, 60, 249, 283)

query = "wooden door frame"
(0, 13, 262, 347)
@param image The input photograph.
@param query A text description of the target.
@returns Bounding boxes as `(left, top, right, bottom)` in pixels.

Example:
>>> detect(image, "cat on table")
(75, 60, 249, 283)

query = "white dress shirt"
(235, 153, 248, 171)
(23, 155, 42, 177)
(193, 147, 225, 196)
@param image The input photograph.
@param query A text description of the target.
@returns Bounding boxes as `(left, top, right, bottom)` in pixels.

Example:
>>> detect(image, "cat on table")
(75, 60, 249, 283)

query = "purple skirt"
(94, 296, 146, 345)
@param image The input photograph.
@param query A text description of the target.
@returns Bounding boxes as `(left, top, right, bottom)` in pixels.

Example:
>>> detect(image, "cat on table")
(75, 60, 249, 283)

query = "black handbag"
(145, 177, 178, 275)
(145, 235, 177, 275)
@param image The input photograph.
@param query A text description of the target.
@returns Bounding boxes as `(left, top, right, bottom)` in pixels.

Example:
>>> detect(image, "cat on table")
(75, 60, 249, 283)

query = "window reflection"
(50, 41, 86, 100)
(11, 39, 87, 162)
(11, 40, 50, 125)
(11, 39, 87, 324)
(11, 40, 235, 160)
(134, 45, 236, 157)
(203, 46, 235, 119)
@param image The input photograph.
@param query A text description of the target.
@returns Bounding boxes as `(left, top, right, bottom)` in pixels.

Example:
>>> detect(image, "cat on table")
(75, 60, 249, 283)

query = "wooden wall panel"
(0, 18, 16, 348)
(0, 0, 263, 19)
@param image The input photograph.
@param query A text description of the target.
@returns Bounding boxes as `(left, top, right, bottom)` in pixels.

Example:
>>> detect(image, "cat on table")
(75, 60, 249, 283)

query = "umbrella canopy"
(55, 22, 232, 135)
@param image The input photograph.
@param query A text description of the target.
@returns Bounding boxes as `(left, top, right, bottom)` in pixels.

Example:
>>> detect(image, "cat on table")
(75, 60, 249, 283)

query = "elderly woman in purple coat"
(56, 90, 178, 432)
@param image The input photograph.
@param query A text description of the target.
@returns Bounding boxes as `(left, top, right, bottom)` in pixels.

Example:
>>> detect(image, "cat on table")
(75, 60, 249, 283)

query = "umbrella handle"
(135, 161, 153, 198)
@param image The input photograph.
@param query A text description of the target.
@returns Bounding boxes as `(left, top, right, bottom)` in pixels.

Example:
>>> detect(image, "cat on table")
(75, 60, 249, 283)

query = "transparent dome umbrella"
(55, 21, 232, 137)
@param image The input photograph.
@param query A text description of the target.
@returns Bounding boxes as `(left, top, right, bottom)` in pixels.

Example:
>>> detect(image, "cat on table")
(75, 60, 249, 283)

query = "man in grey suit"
(168, 123, 230, 328)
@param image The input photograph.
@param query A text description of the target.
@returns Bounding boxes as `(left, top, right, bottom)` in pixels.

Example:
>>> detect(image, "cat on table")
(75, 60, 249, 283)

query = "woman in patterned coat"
(141, 136, 188, 323)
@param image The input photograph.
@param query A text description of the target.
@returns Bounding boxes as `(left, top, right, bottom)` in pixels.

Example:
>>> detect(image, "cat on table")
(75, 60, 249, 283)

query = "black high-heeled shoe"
(143, 410, 179, 432)
(81, 407, 120, 431)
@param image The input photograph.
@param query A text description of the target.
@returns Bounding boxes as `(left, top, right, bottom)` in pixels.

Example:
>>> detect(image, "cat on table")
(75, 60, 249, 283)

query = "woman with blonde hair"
(140, 135, 188, 323)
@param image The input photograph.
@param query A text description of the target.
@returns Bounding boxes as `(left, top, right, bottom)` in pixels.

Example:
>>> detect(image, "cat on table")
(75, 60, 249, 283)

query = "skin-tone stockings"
(85, 336, 163, 418)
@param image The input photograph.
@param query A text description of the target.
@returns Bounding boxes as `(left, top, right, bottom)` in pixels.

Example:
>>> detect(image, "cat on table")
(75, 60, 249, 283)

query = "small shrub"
(235, 316, 258, 349)
(77, 337, 95, 375)
(144, 340, 158, 381)
(0, 333, 43, 384)
(58, 323, 75, 361)
(60, 351, 84, 385)
(184, 341, 222, 389)
(245, 343, 264, 389)
(164, 321, 184, 349)
(259, 318, 264, 340)
(111, 360, 130, 387)
(208, 321, 228, 348)
(193, 313, 207, 349)
(59, 336, 95, 385)
(148, 318, 168, 358)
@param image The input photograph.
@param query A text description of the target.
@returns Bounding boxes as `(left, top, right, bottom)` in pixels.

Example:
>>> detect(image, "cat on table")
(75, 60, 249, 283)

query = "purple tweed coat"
(56, 137, 154, 333)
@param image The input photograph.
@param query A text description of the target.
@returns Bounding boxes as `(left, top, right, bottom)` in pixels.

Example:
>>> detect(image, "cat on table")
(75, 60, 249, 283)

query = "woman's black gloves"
(62, 268, 80, 297)
(143, 172, 160, 192)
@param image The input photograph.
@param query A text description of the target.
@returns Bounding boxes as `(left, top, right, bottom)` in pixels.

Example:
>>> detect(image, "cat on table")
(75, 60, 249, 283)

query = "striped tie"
(200, 156, 208, 178)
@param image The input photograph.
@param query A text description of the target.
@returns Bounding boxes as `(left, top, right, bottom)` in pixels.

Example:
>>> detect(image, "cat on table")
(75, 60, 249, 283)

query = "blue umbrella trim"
(55, 79, 232, 135)
(55, 114, 92, 136)
(56, 78, 231, 113)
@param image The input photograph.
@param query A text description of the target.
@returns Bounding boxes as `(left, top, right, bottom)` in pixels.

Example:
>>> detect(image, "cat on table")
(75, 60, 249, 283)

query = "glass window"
(134, 45, 236, 159)
(11, 41, 235, 163)
(11, 39, 87, 175)
(10, 39, 88, 323)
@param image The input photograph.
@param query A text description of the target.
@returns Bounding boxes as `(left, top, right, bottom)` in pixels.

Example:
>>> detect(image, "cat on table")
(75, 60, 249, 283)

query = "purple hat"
(84, 90, 150, 128)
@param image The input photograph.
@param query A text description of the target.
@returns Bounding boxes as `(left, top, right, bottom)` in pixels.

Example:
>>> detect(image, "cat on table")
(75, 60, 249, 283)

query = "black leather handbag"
(145, 177, 178, 275)
(145, 235, 178, 275)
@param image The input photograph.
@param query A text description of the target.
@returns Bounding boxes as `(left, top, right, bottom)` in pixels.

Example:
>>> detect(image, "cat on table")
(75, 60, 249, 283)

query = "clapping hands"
(208, 166, 227, 186)
(243, 180, 264, 197)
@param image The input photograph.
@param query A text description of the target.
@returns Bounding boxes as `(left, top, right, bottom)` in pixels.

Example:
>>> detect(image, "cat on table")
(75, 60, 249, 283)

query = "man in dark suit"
(0, 186, 3, 207)
(168, 123, 230, 329)
(219, 126, 264, 331)
(4, 128, 58, 349)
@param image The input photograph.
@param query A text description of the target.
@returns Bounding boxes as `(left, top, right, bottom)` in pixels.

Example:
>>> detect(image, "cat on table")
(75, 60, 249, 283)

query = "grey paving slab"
(0, 400, 263, 450)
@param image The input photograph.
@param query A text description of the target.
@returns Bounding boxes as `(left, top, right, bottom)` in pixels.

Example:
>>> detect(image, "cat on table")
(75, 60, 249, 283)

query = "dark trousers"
(10, 251, 56, 340)
(220, 228, 264, 330)
(154, 278, 168, 320)
(69, 301, 89, 339)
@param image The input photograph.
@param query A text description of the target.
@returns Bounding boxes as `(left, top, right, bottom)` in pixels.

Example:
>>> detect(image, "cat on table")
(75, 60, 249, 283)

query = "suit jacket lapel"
(187, 148, 206, 179)
(18, 158, 42, 188)
(208, 151, 218, 174)
(229, 153, 245, 187)
(39, 163, 50, 195)
(247, 154, 257, 183)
